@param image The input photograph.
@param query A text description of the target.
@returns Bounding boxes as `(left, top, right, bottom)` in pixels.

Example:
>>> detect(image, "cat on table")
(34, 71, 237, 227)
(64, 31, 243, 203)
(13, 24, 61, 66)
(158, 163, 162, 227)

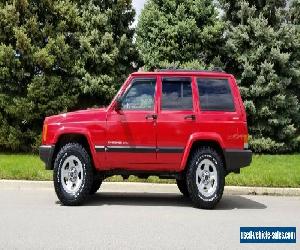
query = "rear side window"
(197, 78, 235, 112)
(161, 77, 193, 110)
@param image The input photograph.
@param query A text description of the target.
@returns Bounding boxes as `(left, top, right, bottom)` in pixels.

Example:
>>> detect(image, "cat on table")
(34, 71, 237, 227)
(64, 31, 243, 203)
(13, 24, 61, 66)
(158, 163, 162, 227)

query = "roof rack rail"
(211, 67, 225, 72)
(157, 67, 225, 73)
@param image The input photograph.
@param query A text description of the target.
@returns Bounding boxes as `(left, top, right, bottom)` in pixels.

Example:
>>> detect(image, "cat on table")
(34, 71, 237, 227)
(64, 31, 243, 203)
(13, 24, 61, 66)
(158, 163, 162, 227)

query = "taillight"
(244, 134, 249, 149)
(42, 123, 48, 143)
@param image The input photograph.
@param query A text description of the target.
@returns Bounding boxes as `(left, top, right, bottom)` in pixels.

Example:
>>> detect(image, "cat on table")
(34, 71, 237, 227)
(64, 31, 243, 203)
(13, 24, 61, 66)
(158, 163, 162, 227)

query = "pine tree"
(136, 0, 224, 70)
(0, 0, 137, 152)
(289, 0, 300, 104)
(0, 0, 81, 151)
(220, 0, 300, 152)
(76, 0, 138, 107)
(290, 0, 300, 25)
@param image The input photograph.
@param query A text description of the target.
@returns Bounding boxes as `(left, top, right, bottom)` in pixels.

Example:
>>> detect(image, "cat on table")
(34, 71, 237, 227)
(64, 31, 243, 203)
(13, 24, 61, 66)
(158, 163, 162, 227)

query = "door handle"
(184, 114, 196, 120)
(145, 114, 157, 120)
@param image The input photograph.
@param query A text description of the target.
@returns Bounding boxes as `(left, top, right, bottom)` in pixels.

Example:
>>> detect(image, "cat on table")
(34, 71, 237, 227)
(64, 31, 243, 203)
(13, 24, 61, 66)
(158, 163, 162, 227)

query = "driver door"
(106, 77, 157, 169)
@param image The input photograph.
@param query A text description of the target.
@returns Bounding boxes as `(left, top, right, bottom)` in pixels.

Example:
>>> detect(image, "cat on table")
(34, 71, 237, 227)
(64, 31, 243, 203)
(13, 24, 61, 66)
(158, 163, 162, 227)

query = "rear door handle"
(145, 114, 157, 120)
(184, 114, 196, 120)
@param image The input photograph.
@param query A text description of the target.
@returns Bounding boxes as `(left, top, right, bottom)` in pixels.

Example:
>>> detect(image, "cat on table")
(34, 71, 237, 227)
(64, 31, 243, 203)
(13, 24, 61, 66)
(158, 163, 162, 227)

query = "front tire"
(53, 143, 94, 206)
(186, 146, 225, 209)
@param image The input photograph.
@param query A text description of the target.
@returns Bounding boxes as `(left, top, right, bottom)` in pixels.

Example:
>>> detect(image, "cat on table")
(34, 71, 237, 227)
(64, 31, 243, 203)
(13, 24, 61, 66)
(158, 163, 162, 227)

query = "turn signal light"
(244, 134, 249, 149)
(42, 123, 48, 143)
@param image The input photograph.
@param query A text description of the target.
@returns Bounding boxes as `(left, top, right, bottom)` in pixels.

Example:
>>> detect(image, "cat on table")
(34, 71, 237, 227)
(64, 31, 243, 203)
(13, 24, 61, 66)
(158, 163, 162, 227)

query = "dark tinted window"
(197, 78, 235, 111)
(161, 78, 193, 110)
(122, 78, 156, 110)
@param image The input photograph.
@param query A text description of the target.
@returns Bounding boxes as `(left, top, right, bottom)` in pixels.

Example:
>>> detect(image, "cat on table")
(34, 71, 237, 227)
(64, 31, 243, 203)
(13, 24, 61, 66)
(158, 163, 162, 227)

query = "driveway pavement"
(0, 182, 299, 249)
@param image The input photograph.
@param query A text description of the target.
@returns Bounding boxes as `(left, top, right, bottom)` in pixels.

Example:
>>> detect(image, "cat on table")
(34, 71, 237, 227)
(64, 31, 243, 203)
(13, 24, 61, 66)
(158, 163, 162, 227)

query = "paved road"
(0, 183, 299, 249)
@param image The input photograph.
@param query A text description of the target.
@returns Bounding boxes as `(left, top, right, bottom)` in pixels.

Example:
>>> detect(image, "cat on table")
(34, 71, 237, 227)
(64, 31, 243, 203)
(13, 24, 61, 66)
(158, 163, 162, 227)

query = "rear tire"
(186, 146, 225, 209)
(53, 143, 93, 206)
(176, 179, 189, 197)
(89, 179, 102, 195)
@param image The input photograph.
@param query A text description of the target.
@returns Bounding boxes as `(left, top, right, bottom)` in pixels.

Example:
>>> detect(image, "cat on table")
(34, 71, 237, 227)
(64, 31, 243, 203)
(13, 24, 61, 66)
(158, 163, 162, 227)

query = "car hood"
(45, 108, 107, 124)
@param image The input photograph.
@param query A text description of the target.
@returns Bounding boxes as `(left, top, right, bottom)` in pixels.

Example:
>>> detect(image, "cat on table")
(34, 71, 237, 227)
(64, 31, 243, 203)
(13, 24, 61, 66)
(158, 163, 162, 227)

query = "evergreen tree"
(290, 0, 300, 25)
(289, 0, 300, 106)
(220, 0, 300, 152)
(136, 0, 224, 70)
(0, 0, 137, 152)
(76, 0, 138, 107)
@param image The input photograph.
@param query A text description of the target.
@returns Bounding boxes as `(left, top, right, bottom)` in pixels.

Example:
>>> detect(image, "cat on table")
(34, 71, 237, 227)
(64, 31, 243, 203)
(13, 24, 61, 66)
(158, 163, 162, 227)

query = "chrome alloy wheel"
(61, 155, 83, 194)
(195, 159, 218, 197)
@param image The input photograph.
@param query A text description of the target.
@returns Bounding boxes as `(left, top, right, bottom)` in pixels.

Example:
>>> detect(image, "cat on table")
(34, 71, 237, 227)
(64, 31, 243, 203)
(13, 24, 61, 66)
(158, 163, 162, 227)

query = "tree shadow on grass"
(79, 192, 267, 210)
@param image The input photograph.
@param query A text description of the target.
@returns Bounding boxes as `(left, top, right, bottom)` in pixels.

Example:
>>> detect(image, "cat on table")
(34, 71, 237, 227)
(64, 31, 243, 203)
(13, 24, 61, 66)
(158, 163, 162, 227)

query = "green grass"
(0, 153, 299, 187)
(225, 154, 300, 187)
(0, 154, 52, 181)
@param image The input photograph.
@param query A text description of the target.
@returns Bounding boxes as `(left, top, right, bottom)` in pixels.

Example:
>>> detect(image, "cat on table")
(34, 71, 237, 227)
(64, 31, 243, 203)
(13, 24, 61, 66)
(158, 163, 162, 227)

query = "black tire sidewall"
(89, 179, 102, 195)
(176, 178, 189, 197)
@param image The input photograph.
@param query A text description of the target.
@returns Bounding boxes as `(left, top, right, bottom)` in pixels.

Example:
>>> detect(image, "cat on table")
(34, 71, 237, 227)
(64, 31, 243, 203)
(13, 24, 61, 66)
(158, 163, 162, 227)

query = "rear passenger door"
(196, 77, 242, 148)
(156, 76, 197, 168)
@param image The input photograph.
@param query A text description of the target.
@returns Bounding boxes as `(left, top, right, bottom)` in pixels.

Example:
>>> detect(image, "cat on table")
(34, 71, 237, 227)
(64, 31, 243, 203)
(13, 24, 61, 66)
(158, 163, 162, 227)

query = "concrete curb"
(224, 186, 300, 196)
(0, 180, 53, 190)
(0, 180, 300, 196)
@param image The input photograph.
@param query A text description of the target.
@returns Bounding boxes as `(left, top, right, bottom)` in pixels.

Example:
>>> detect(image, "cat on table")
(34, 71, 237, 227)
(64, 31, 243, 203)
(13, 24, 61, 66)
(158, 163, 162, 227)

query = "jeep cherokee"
(39, 69, 252, 209)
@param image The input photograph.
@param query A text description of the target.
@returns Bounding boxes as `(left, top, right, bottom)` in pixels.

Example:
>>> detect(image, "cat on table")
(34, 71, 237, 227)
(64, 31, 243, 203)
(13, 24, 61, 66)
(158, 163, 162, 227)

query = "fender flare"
(179, 132, 225, 171)
(53, 127, 97, 166)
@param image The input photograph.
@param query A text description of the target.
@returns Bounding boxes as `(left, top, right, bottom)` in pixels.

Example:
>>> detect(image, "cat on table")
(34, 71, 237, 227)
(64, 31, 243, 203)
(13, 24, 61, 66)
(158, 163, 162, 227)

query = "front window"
(121, 78, 156, 110)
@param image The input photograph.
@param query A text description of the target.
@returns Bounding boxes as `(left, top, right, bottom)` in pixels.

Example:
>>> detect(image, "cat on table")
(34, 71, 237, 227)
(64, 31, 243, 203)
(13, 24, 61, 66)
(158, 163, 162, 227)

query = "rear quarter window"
(197, 78, 235, 112)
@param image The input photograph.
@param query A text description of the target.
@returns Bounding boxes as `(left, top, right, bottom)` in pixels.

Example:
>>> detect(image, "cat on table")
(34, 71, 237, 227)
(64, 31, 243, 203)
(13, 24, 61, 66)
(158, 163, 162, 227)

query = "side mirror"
(115, 98, 122, 111)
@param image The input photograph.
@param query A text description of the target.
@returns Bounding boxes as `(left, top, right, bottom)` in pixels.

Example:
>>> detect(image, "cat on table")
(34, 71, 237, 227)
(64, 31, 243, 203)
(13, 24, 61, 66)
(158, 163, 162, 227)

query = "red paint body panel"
(106, 110, 157, 167)
(42, 71, 249, 172)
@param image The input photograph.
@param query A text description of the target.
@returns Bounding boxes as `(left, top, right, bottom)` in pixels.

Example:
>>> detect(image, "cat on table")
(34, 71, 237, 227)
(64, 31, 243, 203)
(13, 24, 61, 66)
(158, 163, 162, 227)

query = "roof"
(131, 70, 232, 78)
(158, 68, 225, 73)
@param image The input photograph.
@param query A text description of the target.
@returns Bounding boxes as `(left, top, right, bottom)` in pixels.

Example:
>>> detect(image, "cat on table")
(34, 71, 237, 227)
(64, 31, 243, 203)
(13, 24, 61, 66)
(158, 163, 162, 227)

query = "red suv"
(40, 69, 252, 209)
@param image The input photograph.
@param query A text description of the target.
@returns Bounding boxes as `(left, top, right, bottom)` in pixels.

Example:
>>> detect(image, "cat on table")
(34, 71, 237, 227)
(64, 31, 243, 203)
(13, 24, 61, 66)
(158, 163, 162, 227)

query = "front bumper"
(39, 145, 55, 170)
(224, 149, 252, 173)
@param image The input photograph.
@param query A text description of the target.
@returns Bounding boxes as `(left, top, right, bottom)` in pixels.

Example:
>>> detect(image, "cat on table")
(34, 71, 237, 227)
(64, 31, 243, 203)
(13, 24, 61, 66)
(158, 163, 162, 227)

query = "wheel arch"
(51, 133, 96, 170)
(180, 133, 226, 172)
